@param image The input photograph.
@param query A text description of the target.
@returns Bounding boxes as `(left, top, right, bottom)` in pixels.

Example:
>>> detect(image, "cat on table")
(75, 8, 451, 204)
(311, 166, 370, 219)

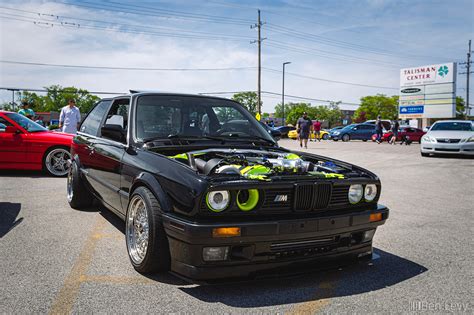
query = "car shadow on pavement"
(0, 202, 23, 238)
(98, 208, 188, 285)
(179, 248, 427, 308)
(0, 170, 46, 178)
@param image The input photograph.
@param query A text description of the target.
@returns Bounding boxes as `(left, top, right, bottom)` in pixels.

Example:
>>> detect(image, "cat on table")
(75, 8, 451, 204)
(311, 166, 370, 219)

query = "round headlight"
(206, 191, 230, 212)
(348, 184, 363, 204)
(364, 184, 377, 202)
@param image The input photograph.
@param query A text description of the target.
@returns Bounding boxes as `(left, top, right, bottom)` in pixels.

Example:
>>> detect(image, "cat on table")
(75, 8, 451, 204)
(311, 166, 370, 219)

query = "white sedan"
(421, 120, 474, 156)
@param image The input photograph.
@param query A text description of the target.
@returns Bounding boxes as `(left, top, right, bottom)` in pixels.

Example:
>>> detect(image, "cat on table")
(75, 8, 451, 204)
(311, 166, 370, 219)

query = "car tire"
(322, 134, 329, 140)
(43, 146, 71, 177)
(126, 186, 171, 274)
(421, 152, 430, 157)
(342, 134, 350, 142)
(67, 161, 95, 209)
(362, 139, 368, 142)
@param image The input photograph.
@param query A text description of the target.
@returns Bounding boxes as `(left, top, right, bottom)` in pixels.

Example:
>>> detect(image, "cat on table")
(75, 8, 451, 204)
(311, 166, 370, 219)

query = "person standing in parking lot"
(389, 120, 400, 145)
(375, 115, 383, 144)
(312, 119, 321, 142)
(18, 101, 35, 119)
(297, 112, 312, 149)
(59, 99, 81, 134)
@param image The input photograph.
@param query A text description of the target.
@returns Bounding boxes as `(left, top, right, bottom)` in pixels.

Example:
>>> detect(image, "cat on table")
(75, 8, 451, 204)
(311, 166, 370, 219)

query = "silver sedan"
(421, 120, 474, 156)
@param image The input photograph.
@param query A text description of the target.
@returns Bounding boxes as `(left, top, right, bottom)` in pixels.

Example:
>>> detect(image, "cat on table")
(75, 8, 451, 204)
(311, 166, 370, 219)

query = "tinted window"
(5, 113, 46, 132)
(80, 100, 111, 136)
(431, 122, 473, 131)
(0, 117, 13, 132)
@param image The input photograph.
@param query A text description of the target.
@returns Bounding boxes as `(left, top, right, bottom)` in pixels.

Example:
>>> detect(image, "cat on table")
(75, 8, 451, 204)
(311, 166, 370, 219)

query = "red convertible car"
(371, 126, 426, 143)
(0, 111, 73, 176)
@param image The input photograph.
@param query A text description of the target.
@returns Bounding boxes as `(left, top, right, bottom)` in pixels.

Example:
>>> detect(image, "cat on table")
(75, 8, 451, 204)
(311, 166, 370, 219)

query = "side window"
(103, 100, 129, 131)
(0, 117, 13, 132)
(80, 100, 111, 136)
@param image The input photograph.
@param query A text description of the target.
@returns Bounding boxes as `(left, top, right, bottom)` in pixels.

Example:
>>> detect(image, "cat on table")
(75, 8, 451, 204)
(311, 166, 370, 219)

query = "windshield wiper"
(225, 134, 276, 145)
(142, 134, 225, 143)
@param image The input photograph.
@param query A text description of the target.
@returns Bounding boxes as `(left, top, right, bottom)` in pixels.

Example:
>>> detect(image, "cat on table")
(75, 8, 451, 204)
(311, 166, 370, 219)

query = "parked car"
(67, 92, 389, 281)
(274, 125, 296, 138)
(330, 123, 376, 142)
(0, 111, 74, 176)
(288, 129, 330, 140)
(259, 121, 281, 140)
(363, 120, 392, 131)
(421, 120, 474, 156)
(371, 126, 426, 143)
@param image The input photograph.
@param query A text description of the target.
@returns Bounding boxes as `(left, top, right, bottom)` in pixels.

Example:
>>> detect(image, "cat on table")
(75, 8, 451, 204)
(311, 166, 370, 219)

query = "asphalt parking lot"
(1, 139, 473, 314)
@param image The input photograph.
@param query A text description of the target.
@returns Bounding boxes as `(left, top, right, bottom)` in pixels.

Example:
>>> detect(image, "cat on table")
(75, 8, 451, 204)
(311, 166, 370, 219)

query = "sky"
(0, 0, 472, 113)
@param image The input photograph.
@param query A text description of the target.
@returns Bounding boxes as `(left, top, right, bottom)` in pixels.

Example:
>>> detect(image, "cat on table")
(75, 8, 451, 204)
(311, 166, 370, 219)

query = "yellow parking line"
(285, 274, 339, 315)
(49, 217, 106, 315)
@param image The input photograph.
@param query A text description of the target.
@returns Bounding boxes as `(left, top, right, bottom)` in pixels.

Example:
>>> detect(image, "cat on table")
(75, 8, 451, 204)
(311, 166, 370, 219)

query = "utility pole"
(250, 9, 265, 115)
(459, 39, 473, 119)
(282, 62, 291, 126)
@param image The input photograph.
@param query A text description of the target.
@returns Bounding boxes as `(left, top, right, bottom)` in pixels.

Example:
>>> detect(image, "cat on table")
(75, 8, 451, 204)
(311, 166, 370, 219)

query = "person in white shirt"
(59, 99, 81, 134)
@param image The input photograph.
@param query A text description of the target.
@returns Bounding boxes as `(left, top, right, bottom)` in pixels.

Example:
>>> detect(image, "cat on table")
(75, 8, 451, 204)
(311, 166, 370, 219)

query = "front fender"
(130, 172, 172, 212)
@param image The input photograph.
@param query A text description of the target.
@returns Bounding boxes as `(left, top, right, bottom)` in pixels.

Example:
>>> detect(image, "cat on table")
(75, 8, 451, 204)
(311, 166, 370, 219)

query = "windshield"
(6, 113, 47, 132)
(430, 122, 473, 131)
(135, 95, 275, 143)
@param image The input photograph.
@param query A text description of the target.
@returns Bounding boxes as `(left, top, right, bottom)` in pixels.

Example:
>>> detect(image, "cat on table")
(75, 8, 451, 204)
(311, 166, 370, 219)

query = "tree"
(285, 102, 313, 125)
(232, 91, 259, 115)
(274, 103, 292, 119)
(15, 85, 100, 114)
(353, 94, 398, 121)
(456, 96, 467, 118)
(353, 111, 367, 123)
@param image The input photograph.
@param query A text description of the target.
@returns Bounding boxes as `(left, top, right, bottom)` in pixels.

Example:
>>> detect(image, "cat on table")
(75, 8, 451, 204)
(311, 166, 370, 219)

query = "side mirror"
(101, 124, 126, 143)
(5, 126, 21, 134)
(270, 129, 281, 141)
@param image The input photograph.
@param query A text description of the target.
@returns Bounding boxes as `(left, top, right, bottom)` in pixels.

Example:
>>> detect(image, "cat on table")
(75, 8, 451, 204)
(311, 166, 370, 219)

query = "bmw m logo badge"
(274, 195, 288, 202)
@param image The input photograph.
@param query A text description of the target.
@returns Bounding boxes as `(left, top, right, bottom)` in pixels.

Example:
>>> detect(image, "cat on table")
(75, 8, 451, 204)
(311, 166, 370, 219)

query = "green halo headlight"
(206, 191, 230, 212)
(236, 189, 259, 211)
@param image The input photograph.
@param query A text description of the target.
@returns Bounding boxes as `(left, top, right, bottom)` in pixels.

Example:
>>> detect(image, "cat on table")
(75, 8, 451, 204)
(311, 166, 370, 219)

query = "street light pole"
(282, 61, 291, 126)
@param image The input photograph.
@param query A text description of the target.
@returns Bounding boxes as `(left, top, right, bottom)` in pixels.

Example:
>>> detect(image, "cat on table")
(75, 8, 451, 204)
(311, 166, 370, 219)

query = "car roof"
(432, 120, 473, 124)
(111, 91, 237, 103)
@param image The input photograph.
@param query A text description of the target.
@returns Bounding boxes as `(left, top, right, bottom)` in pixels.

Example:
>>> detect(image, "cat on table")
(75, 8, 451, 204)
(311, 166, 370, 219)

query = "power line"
(0, 6, 253, 40)
(262, 67, 398, 90)
(265, 41, 402, 70)
(0, 60, 257, 71)
(0, 86, 124, 95)
(0, 87, 359, 106)
(57, 1, 252, 26)
(200, 90, 360, 106)
(0, 14, 251, 41)
(0, 59, 398, 90)
(265, 23, 458, 61)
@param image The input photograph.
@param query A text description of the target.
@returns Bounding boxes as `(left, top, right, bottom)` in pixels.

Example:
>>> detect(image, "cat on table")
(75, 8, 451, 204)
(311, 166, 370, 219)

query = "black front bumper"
(162, 205, 389, 281)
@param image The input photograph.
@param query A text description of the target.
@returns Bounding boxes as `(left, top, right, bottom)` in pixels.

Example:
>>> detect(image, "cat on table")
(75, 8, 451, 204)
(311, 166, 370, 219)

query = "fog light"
(212, 227, 241, 238)
(203, 246, 229, 261)
(362, 229, 376, 242)
(369, 213, 382, 222)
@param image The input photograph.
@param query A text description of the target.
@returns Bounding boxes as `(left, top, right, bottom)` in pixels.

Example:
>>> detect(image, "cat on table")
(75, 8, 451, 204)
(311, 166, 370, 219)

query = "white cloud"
(0, 0, 471, 113)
